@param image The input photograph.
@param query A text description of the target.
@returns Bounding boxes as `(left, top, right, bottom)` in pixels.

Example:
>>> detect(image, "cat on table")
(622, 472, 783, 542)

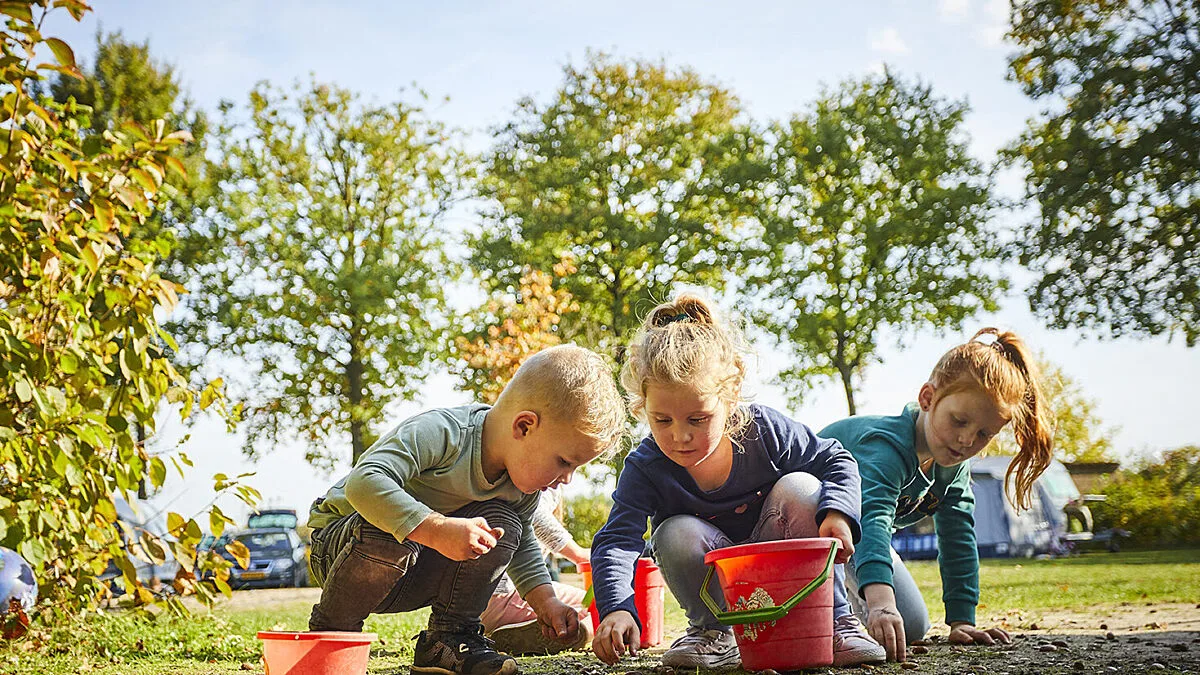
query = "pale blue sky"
(47, 1, 1198, 522)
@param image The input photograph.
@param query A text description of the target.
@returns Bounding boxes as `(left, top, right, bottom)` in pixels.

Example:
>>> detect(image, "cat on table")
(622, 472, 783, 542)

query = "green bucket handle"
(700, 541, 839, 625)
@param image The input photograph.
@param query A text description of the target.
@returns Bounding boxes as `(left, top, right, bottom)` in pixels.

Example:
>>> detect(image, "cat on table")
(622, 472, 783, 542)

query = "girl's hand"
(817, 510, 855, 563)
(593, 610, 639, 665)
(862, 584, 905, 662)
(949, 622, 1011, 646)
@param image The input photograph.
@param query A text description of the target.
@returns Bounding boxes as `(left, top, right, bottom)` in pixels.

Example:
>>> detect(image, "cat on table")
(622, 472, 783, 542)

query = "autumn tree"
(0, 0, 248, 620)
(176, 80, 466, 467)
(1007, 0, 1200, 345)
(987, 356, 1118, 464)
(742, 71, 1003, 414)
(452, 259, 579, 404)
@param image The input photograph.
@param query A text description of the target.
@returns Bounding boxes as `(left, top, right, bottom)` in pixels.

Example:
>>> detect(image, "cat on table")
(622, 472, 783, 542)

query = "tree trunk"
(347, 336, 366, 464)
(834, 332, 857, 416)
(839, 367, 857, 417)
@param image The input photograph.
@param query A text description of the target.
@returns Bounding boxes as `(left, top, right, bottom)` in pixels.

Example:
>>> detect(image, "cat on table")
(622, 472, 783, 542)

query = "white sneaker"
(661, 627, 741, 669)
(832, 614, 886, 666)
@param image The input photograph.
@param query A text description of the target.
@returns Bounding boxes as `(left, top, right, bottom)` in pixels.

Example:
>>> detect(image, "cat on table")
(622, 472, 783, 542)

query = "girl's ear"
(917, 382, 936, 412)
(512, 410, 541, 439)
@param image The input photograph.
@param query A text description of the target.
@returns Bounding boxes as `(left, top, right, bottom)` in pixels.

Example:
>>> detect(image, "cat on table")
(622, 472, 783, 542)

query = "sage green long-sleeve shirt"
(308, 404, 550, 596)
(821, 403, 979, 626)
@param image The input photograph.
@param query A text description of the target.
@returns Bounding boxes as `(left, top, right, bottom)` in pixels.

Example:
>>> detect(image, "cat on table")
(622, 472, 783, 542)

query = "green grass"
(910, 549, 1200, 619)
(3, 550, 1197, 674)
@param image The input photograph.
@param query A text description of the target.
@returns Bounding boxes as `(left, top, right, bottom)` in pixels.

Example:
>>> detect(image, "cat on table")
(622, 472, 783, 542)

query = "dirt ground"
(217, 588, 1200, 674)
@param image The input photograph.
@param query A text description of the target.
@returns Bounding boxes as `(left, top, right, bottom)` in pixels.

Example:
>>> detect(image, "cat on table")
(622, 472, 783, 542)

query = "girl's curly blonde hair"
(620, 292, 753, 442)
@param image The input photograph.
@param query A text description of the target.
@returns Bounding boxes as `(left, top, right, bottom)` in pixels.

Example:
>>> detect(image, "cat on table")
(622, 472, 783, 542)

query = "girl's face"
(918, 382, 1011, 467)
(644, 381, 730, 470)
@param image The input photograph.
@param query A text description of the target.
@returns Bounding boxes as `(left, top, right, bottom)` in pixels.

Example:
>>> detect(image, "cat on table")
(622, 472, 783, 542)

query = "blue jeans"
(307, 499, 522, 633)
(648, 472, 852, 632)
(844, 545, 931, 642)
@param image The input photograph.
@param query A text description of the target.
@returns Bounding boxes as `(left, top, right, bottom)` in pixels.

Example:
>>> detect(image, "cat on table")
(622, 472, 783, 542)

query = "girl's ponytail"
(987, 330, 1054, 511)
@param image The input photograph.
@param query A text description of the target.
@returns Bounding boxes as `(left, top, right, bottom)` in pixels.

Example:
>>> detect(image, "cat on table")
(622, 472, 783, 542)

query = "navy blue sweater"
(590, 404, 863, 626)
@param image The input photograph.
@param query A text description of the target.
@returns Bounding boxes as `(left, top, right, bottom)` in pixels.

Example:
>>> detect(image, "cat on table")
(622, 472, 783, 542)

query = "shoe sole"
(832, 646, 888, 667)
(660, 649, 742, 669)
(411, 661, 518, 675)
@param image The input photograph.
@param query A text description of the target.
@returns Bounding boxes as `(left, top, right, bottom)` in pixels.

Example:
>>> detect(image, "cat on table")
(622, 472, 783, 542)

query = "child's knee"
(461, 500, 523, 549)
(770, 471, 822, 505)
(651, 515, 714, 562)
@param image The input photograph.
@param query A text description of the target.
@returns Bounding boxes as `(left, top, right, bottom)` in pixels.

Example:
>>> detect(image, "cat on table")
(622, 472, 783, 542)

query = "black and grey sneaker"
(411, 627, 518, 675)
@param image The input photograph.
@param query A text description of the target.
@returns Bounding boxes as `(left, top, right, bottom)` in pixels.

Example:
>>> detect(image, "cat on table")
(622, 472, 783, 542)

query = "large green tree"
(1007, 0, 1200, 345)
(178, 80, 465, 467)
(743, 71, 1003, 414)
(471, 52, 752, 358)
(1, 0, 247, 621)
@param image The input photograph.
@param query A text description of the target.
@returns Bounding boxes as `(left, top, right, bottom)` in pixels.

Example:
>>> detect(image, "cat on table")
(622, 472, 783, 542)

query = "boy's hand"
(818, 510, 855, 563)
(593, 610, 639, 665)
(949, 622, 1010, 647)
(526, 584, 581, 643)
(408, 514, 504, 561)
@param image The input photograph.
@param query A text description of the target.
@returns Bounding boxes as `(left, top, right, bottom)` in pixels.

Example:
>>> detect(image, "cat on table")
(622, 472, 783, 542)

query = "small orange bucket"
(579, 558, 665, 647)
(257, 631, 375, 675)
(702, 538, 838, 671)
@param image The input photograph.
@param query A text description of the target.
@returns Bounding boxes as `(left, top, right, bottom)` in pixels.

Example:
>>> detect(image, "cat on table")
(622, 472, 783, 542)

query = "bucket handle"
(700, 541, 838, 625)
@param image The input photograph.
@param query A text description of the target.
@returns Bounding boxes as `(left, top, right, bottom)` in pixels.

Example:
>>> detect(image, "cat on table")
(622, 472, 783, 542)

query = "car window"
(247, 512, 298, 529)
(236, 532, 293, 551)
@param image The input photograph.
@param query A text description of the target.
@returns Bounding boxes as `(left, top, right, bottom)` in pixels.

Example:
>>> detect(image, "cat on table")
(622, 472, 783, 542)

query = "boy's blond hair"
(496, 344, 627, 456)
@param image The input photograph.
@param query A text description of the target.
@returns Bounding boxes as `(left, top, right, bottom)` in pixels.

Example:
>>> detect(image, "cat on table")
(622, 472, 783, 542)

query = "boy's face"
(506, 411, 604, 494)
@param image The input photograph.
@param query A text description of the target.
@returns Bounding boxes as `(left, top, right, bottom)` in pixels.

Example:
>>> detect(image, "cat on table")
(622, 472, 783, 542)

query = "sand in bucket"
(702, 537, 838, 671)
(257, 631, 375, 675)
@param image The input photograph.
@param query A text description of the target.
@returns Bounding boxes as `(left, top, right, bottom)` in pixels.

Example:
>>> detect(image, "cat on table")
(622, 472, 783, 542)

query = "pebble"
(1149, 664, 1166, 671)
(239, 665, 254, 672)
(1029, 623, 1039, 630)
(1052, 639, 1069, 648)
(1039, 645, 1059, 652)
(1107, 632, 1116, 640)
(911, 646, 929, 655)
(1100, 623, 1108, 630)
(1105, 668, 1119, 673)
(900, 662, 918, 670)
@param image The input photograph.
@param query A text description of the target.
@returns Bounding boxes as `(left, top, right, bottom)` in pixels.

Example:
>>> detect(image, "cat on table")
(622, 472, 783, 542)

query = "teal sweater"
(820, 403, 979, 625)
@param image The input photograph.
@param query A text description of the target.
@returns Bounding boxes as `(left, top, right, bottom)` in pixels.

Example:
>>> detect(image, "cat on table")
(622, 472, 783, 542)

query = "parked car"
(99, 496, 180, 595)
(218, 527, 308, 589)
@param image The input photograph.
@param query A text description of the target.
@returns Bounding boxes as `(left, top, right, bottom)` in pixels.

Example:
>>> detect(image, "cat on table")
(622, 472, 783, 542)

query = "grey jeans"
(307, 499, 523, 634)
(648, 472, 852, 632)
(843, 546, 931, 643)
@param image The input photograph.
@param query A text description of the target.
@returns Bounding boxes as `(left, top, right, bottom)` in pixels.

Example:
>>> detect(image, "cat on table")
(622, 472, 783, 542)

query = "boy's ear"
(917, 382, 935, 411)
(512, 410, 541, 439)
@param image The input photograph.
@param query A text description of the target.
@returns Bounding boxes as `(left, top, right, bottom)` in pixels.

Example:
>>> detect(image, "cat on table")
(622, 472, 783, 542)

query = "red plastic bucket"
(579, 558, 665, 647)
(257, 631, 375, 675)
(702, 538, 838, 671)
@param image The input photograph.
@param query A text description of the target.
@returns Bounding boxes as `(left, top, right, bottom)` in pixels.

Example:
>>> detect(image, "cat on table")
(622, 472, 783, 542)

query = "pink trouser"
(480, 581, 588, 633)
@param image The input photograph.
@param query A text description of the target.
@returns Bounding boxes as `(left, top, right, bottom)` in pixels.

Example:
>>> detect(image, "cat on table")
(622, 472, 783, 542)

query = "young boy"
(306, 345, 626, 675)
